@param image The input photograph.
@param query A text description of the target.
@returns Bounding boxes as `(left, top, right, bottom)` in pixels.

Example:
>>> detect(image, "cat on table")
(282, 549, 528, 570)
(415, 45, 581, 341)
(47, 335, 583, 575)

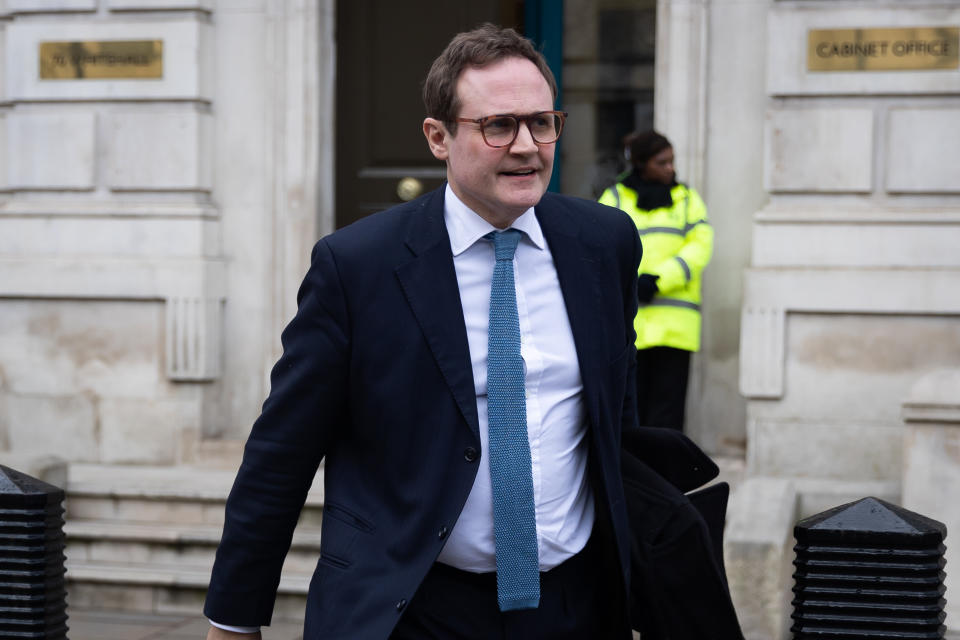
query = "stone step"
(65, 562, 308, 620)
(66, 494, 234, 527)
(66, 560, 310, 592)
(64, 463, 325, 526)
(67, 463, 241, 500)
(61, 463, 323, 620)
(64, 520, 323, 575)
(66, 462, 325, 502)
(64, 520, 323, 547)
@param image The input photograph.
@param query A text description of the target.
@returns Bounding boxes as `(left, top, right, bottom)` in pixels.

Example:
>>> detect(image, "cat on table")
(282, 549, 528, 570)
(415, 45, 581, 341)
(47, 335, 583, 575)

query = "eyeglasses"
(454, 111, 568, 148)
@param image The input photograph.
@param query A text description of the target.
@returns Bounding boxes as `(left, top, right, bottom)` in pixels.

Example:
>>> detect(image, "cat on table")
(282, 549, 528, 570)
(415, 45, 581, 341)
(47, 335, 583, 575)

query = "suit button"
(438, 526, 449, 539)
(464, 447, 478, 462)
(396, 598, 407, 612)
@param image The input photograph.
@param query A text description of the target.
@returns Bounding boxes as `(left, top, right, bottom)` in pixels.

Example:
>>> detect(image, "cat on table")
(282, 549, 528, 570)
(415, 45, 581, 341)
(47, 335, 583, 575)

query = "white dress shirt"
(211, 186, 593, 633)
(436, 184, 594, 572)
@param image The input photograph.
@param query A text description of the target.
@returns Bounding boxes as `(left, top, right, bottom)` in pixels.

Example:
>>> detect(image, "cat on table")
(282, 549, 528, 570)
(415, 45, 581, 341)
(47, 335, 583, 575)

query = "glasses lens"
(477, 113, 565, 147)
(481, 116, 518, 147)
(529, 113, 562, 143)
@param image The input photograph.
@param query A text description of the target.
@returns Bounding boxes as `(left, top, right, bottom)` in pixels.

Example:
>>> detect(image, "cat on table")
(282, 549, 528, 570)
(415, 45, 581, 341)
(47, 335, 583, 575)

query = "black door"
(335, 1, 523, 228)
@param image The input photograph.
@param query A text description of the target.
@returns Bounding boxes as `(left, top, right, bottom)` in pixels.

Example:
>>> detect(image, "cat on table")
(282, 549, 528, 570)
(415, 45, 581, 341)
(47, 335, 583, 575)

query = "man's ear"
(423, 118, 450, 161)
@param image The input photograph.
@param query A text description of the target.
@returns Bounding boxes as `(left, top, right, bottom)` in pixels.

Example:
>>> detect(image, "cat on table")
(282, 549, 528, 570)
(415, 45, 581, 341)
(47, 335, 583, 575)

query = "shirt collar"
(444, 184, 546, 257)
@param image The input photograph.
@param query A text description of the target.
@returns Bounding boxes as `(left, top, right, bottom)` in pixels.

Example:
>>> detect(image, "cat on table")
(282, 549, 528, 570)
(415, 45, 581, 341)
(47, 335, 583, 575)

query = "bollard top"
(795, 496, 946, 546)
(0, 465, 65, 508)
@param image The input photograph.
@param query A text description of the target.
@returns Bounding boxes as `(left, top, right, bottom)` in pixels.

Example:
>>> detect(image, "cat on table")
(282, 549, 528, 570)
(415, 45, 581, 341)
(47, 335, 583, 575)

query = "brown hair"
(422, 23, 557, 134)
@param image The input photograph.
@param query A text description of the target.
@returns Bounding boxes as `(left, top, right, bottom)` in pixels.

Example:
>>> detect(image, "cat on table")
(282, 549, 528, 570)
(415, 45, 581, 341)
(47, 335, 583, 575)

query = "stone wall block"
(0, 217, 222, 258)
(108, 109, 212, 192)
(901, 368, 960, 631)
(0, 299, 161, 398)
(748, 419, 903, 482)
(739, 305, 785, 398)
(0, 255, 226, 301)
(99, 398, 191, 464)
(765, 108, 874, 193)
(0, 23, 6, 104)
(0, 112, 6, 191)
(7, 0, 96, 11)
(724, 476, 797, 640)
(768, 6, 960, 96)
(107, 0, 212, 10)
(887, 107, 960, 194)
(5, 19, 211, 101)
(778, 313, 960, 424)
(7, 111, 96, 190)
(4, 393, 98, 461)
(0, 324, 81, 398)
(165, 296, 221, 381)
(743, 268, 960, 316)
(751, 221, 960, 269)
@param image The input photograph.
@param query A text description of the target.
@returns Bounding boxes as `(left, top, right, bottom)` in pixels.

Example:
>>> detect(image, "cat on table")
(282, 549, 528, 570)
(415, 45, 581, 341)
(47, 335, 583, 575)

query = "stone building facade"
(0, 0, 958, 635)
(0, 0, 326, 465)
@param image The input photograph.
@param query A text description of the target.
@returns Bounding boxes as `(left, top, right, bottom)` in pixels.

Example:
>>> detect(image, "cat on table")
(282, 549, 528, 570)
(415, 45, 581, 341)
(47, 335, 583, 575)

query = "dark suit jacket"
(204, 186, 642, 639)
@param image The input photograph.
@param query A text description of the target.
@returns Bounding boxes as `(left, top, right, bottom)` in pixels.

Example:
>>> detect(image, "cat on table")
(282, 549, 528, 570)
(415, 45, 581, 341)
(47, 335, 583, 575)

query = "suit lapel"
(536, 195, 607, 427)
(395, 189, 480, 440)
(394, 190, 609, 441)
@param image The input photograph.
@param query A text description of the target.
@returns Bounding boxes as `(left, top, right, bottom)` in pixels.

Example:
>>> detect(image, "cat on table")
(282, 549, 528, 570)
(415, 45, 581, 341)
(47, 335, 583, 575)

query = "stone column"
(901, 368, 960, 631)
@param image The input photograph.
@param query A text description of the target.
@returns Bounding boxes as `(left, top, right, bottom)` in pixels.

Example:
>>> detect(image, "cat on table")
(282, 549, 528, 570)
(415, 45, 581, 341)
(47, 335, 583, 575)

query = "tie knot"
(487, 229, 522, 261)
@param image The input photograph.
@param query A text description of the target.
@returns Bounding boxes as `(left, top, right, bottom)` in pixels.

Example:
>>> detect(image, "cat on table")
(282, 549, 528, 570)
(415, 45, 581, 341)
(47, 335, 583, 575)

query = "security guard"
(599, 130, 713, 431)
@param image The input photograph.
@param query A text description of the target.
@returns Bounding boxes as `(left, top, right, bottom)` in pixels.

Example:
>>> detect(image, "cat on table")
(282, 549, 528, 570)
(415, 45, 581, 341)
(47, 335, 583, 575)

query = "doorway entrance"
(333, 1, 657, 227)
(335, 1, 523, 229)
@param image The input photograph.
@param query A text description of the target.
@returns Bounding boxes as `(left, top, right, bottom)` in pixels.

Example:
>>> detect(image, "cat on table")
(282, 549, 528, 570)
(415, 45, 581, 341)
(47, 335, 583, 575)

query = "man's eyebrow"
(466, 111, 551, 121)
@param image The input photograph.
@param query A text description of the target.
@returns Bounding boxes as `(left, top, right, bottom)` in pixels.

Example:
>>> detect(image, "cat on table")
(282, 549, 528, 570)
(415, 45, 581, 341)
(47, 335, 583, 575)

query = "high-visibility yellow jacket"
(599, 182, 713, 352)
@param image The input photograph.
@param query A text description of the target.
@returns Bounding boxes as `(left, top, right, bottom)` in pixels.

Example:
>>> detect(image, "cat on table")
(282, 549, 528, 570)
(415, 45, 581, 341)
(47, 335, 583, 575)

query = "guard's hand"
(637, 273, 660, 304)
(207, 626, 261, 640)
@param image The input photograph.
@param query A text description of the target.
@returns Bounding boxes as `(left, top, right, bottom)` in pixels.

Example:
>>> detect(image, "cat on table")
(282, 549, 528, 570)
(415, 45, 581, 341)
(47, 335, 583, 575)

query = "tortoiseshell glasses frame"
(453, 111, 568, 148)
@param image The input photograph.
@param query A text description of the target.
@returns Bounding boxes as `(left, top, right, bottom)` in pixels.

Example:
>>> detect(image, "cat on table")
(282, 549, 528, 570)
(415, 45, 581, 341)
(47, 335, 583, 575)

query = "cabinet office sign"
(39, 40, 163, 79)
(808, 27, 959, 71)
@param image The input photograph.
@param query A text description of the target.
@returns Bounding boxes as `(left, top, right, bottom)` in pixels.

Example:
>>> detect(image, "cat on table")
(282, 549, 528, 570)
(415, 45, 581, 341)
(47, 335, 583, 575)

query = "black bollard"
(792, 496, 946, 639)
(0, 465, 68, 639)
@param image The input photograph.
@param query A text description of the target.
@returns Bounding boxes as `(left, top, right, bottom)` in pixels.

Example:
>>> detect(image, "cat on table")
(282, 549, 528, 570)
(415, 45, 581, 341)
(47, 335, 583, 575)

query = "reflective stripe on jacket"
(599, 182, 713, 352)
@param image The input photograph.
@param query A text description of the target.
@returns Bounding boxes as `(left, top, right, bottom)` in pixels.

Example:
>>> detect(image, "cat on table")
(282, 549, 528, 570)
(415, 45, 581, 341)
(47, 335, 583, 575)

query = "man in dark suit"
(204, 24, 641, 639)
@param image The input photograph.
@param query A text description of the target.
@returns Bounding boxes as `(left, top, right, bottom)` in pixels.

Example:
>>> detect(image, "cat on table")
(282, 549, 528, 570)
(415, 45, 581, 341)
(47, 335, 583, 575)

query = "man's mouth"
(501, 168, 537, 177)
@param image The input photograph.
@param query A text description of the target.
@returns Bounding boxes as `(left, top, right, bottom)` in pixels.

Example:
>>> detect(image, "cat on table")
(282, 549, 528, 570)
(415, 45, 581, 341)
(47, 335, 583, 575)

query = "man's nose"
(510, 122, 538, 153)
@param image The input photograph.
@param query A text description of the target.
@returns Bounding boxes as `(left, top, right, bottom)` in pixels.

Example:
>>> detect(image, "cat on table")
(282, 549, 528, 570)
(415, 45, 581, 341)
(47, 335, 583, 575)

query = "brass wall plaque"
(39, 40, 163, 79)
(808, 27, 959, 71)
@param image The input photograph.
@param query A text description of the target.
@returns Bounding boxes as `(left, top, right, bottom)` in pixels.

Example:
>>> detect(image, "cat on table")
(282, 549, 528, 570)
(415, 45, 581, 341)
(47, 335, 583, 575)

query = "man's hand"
(207, 626, 262, 640)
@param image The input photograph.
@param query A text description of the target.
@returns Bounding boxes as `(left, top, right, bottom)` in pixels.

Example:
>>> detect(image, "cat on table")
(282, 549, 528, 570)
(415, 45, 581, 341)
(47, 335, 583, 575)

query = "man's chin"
(499, 185, 548, 211)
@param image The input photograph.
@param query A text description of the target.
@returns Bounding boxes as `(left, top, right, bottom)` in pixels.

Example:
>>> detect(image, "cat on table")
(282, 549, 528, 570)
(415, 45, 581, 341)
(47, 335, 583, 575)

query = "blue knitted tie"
(486, 229, 540, 612)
